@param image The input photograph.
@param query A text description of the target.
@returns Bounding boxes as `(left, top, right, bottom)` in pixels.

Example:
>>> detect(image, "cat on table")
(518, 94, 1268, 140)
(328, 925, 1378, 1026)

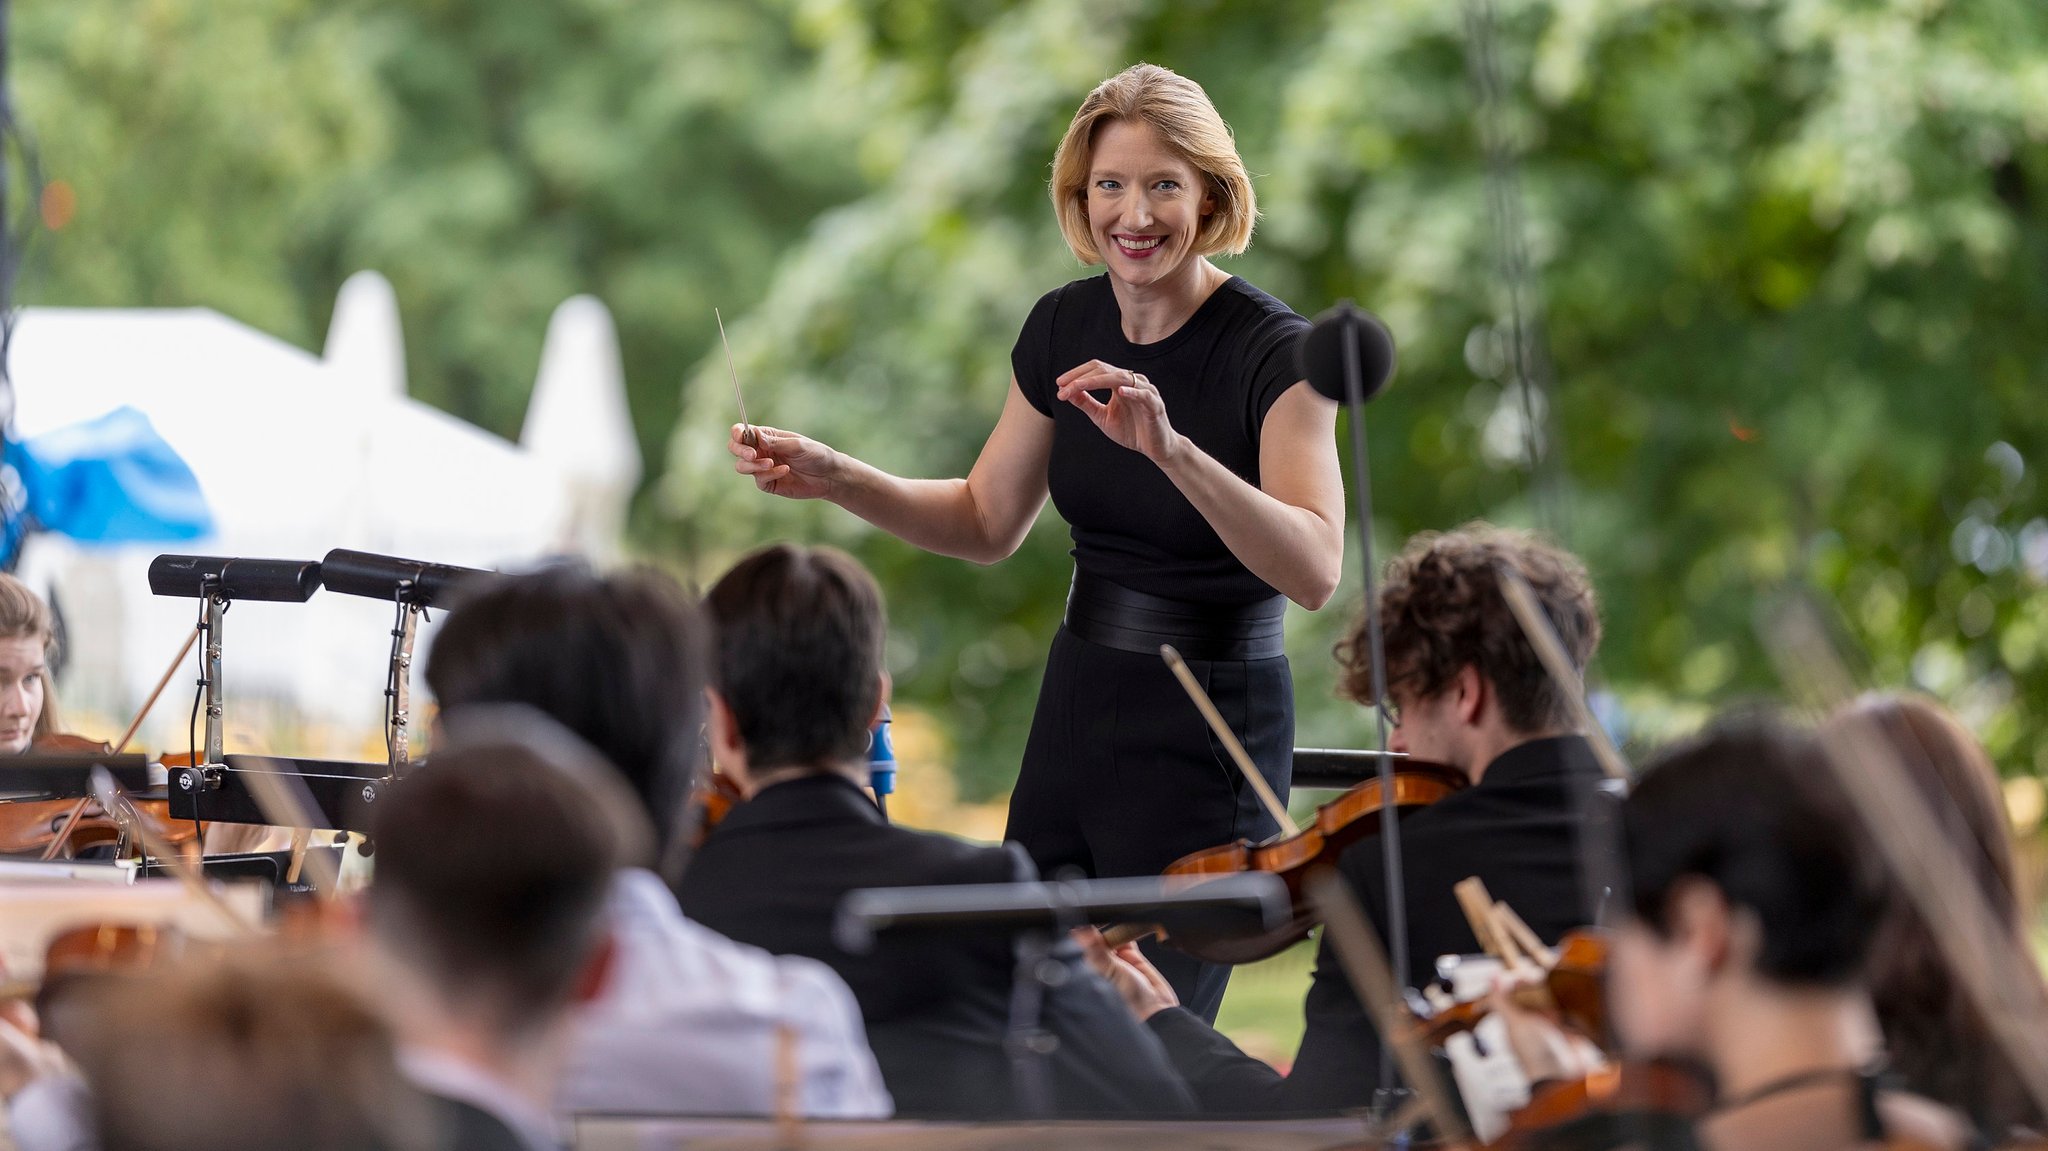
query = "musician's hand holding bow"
(1075, 927, 1179, 1022)
(729, 424, 844, 501)
(1056, 361, 1184, 465)
(1487, 968, 1603, 1085)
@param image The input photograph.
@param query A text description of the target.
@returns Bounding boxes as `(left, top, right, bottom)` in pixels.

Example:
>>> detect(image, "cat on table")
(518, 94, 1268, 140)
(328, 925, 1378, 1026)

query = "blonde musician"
(0, 573, 59, 754)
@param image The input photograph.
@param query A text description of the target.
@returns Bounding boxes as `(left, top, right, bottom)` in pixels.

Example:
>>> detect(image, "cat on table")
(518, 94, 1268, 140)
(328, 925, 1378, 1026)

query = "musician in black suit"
(369, 711, 652, 1151)
(676, 543, 1194, 1118)
(1085, 523, 1607, 1113)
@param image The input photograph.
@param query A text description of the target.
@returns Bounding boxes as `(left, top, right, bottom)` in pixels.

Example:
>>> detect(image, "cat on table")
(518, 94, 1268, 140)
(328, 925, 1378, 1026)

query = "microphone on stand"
(147, 555, 323, 602)
(1300, 303, 1397, 405)
(1295, 301, 1410, 1098)
(319, 548, 498, 607)
(867, 704, 896, 822)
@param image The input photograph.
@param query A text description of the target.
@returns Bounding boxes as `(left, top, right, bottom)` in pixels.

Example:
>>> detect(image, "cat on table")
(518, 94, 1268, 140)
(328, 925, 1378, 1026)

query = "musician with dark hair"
(678, 542, 1193, 1118)
(63, 956, 435, 1151)
(367, 714, 649, 1151)
(424, 566, 891, 1119)
(423, 567, 709, 865)
(1493, 717, 1972, 1151)
(1086, 522, 1606, 1112)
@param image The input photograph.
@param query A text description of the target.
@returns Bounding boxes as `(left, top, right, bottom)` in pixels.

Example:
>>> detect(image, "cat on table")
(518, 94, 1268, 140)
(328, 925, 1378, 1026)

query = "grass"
(1211, 937, 1317, 1068)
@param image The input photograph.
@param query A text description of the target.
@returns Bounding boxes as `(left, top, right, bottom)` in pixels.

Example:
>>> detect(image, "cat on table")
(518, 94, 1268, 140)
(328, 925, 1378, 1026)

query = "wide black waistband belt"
(1062, 569, 1286, 661)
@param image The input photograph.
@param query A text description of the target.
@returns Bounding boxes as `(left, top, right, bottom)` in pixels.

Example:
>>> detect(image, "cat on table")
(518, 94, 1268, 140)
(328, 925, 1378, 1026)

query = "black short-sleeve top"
(1010, 274, 1311, 607)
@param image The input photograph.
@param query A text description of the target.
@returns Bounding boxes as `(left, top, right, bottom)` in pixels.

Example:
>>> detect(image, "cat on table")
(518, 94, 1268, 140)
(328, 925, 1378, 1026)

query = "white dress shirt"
(554, 868, 891, 1119)
(5, 1073, 93, 1151)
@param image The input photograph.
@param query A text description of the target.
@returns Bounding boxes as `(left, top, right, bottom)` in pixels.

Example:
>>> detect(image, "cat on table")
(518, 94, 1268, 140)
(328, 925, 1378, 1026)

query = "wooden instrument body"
(1, 739, 207, 859)
(1488, 1060, 1713, 1150)
(1413, 929, 1613, 1049)
(1145, 761, 1469, 964)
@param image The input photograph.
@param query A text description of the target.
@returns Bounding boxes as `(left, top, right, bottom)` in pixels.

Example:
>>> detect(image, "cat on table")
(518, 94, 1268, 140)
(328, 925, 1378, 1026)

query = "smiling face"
(0, 634, 47, 753)
(1086, 119, 1216, 293)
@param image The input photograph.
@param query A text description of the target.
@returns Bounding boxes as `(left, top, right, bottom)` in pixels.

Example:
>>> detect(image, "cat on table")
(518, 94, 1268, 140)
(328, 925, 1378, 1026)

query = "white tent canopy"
(9, 275, 640, 751)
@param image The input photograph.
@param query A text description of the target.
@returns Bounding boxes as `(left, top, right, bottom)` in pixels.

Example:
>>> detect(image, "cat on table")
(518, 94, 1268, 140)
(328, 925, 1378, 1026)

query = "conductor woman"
(730, 63, 1343, 1019)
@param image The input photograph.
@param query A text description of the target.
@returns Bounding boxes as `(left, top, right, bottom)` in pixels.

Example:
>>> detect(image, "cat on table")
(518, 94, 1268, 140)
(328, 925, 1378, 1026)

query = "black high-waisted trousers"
(1004, 625, 1295, 1022)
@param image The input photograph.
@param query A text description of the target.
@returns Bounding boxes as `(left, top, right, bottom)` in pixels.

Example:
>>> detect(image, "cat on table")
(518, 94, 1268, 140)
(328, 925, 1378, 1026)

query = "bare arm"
(730, 376, 1053, 565)
(1056, 364, 1345, 609)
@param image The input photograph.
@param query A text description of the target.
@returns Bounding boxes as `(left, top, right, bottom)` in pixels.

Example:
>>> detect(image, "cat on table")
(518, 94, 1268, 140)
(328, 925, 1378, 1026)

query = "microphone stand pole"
(1330, 305, 1412, 1100)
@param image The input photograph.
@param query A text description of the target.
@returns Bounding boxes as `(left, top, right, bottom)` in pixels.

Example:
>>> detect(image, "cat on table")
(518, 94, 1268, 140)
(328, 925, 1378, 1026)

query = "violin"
(1100, 647, 1473, 961)
(0, 622, 233, 860)
(21, 733, 115, 754)
(687, 769, 747, 850)
(1125, 759, 1468, 964)
(1488, 1060, 1715, 1151)
(1414, 929, 1610, 1048)
(1411, 921, 1711, 1150)
(7, 922, 199, 1002)
(0, 734, 207, 859)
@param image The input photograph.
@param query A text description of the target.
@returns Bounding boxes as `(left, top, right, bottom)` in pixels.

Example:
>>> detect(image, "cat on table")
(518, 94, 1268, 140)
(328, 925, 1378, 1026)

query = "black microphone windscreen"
(320, 549, 497, 607)
(147, 555, 322, 602)
(1296, 302, 1397, 405)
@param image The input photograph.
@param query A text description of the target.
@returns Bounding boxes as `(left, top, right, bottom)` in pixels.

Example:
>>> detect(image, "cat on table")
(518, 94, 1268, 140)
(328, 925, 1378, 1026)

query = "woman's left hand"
(1055, 360, 1184, 464)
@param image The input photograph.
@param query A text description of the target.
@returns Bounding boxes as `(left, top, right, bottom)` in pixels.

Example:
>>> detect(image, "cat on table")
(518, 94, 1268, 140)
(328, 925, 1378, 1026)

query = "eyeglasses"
(1376, 697, 1402, 730)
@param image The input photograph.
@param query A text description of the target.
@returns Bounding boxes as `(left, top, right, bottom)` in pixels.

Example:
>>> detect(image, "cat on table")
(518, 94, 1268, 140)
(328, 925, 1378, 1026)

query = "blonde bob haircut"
(1049, 63, 1258, 265)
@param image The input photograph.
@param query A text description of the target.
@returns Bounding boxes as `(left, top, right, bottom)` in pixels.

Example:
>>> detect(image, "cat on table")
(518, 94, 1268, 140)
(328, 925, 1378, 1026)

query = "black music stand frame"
(836, 872, 1288, 1119)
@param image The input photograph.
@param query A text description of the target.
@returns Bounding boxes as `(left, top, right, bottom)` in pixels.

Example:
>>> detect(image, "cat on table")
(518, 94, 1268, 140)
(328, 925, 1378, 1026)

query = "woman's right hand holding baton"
(729, 423, 845, 501)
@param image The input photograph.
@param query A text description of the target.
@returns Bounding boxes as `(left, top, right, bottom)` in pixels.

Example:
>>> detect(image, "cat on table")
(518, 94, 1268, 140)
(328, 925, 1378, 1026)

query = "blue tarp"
(3, 406, 214, 560)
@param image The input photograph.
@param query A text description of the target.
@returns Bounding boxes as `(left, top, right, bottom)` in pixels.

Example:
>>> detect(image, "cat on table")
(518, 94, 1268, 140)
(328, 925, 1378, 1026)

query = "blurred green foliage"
(13, 0, 2047, 800)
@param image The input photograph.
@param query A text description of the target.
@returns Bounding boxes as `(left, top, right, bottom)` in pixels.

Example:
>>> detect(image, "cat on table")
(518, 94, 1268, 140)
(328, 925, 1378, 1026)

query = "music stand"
(1291, 747, 1411, 791)
(166, 755, 389, 833)
(836, 872, 1288, 1118)
(0, 754, 151, 799)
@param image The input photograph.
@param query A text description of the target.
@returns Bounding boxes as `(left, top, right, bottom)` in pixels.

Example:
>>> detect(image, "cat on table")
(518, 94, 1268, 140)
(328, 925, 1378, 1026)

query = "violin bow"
(112, 629, 201, 755)
(1307, 868, 1472, 1143)
(35, 630, 204, 862)
(36, 799, 95, 863)
(1453, 876, 1515, 965)
(1761, 601, 2048, 1120)
(1096, 648, 1301, 950)
(89, 767, 260, 936)
(1160, 644, 1299, 837)
(1497, 564, 1629, 782)
(1493, 899, 1559, 970)
(1495, 560, 1642, 962)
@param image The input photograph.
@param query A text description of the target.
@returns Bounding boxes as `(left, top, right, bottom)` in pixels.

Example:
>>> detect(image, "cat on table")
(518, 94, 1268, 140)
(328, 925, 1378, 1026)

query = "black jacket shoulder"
(675, 773, 1192, 1119)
